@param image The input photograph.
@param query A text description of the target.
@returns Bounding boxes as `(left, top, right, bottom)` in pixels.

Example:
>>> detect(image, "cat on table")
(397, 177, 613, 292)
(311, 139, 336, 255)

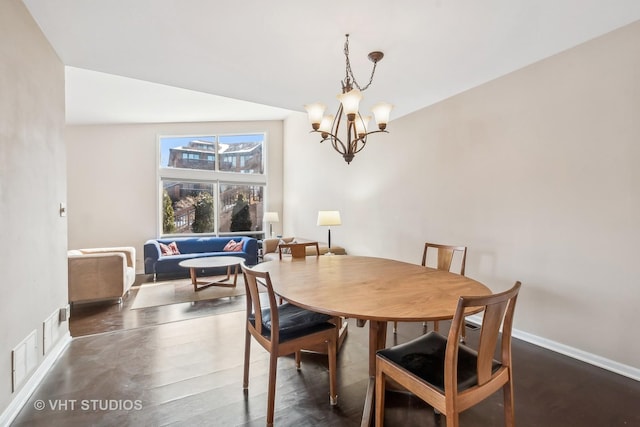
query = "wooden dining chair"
(393, 242, 468, 338)
(376, 281, 521, 427)
(278, 241, 320, 259)
(241, 263, 338, 426)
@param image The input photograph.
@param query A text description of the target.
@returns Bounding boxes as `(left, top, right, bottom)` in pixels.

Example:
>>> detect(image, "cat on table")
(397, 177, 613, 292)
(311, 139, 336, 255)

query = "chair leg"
(434, 320, 440, 333)
(375, 364, 386, 427)
(444, 409, 460, 427)
(243, 329, 251, 389)
(460, 318, 467, 343)
(328, 336, 338, 405)
(266, 352, 278, 426)
(295, 350, 301, 370)
(503, 378, 515, 427)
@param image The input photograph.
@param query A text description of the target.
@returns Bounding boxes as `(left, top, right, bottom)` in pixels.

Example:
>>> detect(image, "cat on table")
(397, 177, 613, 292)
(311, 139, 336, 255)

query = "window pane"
(219, 184, 264, 233)
(219, 134, 264, 174)
(160, 136, 216, 171)
(162, 181, 215, 234)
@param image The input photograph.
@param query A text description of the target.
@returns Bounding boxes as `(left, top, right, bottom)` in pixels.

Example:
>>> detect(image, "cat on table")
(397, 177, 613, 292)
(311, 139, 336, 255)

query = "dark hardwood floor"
(10, 283, 640, 426)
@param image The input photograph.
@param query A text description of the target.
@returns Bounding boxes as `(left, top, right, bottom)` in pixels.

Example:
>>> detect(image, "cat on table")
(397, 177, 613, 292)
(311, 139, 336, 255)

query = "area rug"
(131, 278, 246, 310)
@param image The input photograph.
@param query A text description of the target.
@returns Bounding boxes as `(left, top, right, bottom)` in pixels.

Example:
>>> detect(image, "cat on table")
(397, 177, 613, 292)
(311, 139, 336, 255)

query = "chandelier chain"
(344, 35, 378, 92)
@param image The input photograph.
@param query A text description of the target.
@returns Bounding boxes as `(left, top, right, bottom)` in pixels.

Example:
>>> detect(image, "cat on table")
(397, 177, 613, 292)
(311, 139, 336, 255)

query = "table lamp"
(264, 212, 279, 238)
(317, 210, 341, 255)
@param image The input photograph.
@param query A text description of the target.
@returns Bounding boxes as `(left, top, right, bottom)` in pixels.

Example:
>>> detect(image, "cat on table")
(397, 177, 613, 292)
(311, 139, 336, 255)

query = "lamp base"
(324, 251, 335, 256)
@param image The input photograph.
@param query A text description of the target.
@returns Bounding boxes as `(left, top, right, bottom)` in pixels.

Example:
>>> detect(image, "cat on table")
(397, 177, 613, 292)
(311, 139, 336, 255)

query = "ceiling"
(22, 0, 640, 125)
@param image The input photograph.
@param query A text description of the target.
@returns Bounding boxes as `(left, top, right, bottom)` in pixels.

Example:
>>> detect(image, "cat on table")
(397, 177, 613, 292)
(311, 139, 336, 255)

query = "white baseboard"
(466, 315, 640, 382)
(0, 332, 72, 427)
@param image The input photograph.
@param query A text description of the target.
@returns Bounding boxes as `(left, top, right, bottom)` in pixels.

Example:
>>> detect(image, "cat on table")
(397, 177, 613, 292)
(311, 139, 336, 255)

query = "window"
(158, 134, 266, 237)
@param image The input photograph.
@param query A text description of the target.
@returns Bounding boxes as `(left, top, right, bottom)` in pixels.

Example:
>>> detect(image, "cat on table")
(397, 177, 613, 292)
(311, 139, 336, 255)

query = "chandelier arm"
(364, 129, 388, 137)
(351, 129, 389, 155)
(351, 137, 367, 155)
(310, 130, 347, 155)
(331, 106, 348, 154)
(331, 135, 347, 155)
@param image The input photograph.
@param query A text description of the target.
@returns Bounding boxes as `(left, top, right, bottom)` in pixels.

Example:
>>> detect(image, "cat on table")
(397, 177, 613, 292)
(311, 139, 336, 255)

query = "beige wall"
(0, 0, 68, 415)
(65, 121, 284, 270)
(284, 21, 640, 372)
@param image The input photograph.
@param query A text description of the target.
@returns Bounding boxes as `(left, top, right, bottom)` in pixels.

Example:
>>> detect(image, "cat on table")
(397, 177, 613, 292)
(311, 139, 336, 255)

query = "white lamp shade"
(371, 102, 393, 128)
(354, 115, 371, 136)
(319, 115, 334, 133)
(317, 210, 341, 226)
(263, 212, 279, 223)
(337, 89, 362, 116)
(304, 103, 326, 125)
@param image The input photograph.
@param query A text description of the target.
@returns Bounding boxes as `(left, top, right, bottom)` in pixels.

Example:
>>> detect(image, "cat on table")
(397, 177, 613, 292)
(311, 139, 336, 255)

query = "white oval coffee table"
(178, 256, 245, 291)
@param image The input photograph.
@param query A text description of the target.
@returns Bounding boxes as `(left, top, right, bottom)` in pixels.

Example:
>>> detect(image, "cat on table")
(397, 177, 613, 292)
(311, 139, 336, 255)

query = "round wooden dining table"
(251, 255, 491, 426)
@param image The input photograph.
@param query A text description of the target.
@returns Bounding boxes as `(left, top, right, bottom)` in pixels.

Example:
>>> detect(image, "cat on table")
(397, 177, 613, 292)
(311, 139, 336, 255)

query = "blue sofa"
(144, 236, 258, 280)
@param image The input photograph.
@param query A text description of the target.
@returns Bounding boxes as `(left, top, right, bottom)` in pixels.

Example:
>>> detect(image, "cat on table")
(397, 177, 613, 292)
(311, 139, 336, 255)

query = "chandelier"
(305, 34, 393, 164)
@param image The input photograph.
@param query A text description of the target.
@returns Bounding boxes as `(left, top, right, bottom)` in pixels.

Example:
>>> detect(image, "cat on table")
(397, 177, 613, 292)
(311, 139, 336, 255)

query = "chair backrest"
(278, 242, 320, 259)
(422, 242, 467, 275)
(446, 281, 521, 390)
(241, 264, 281, 342)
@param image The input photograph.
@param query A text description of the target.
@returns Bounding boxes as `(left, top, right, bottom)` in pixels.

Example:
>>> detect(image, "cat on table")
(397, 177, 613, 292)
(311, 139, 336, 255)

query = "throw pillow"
(223, 240, 243, 252)
(159, 242, 171, 255)
(160, 242, 180, 255)
(167, 241, 180, 255)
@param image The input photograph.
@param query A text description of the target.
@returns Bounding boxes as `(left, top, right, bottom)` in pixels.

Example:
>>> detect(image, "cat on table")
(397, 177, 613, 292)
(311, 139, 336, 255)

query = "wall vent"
(12, 330, 38, 392)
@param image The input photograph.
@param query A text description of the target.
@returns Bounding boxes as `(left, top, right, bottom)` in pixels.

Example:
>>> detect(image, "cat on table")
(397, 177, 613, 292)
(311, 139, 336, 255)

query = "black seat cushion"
(250, 303, 334, 340)
(377, 331, 501, 392)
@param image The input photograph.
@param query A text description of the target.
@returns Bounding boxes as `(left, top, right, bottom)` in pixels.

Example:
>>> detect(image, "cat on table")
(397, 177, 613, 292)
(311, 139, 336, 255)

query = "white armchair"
(68, 247, 136, 304)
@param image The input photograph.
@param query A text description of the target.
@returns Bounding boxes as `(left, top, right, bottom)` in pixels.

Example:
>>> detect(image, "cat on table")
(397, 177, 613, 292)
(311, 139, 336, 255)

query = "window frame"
(156, 132, 268, 238)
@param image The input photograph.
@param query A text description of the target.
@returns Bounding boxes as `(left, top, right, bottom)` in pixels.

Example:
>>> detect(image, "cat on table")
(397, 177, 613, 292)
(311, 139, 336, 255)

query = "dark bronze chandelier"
(305, 34, 393, 164)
